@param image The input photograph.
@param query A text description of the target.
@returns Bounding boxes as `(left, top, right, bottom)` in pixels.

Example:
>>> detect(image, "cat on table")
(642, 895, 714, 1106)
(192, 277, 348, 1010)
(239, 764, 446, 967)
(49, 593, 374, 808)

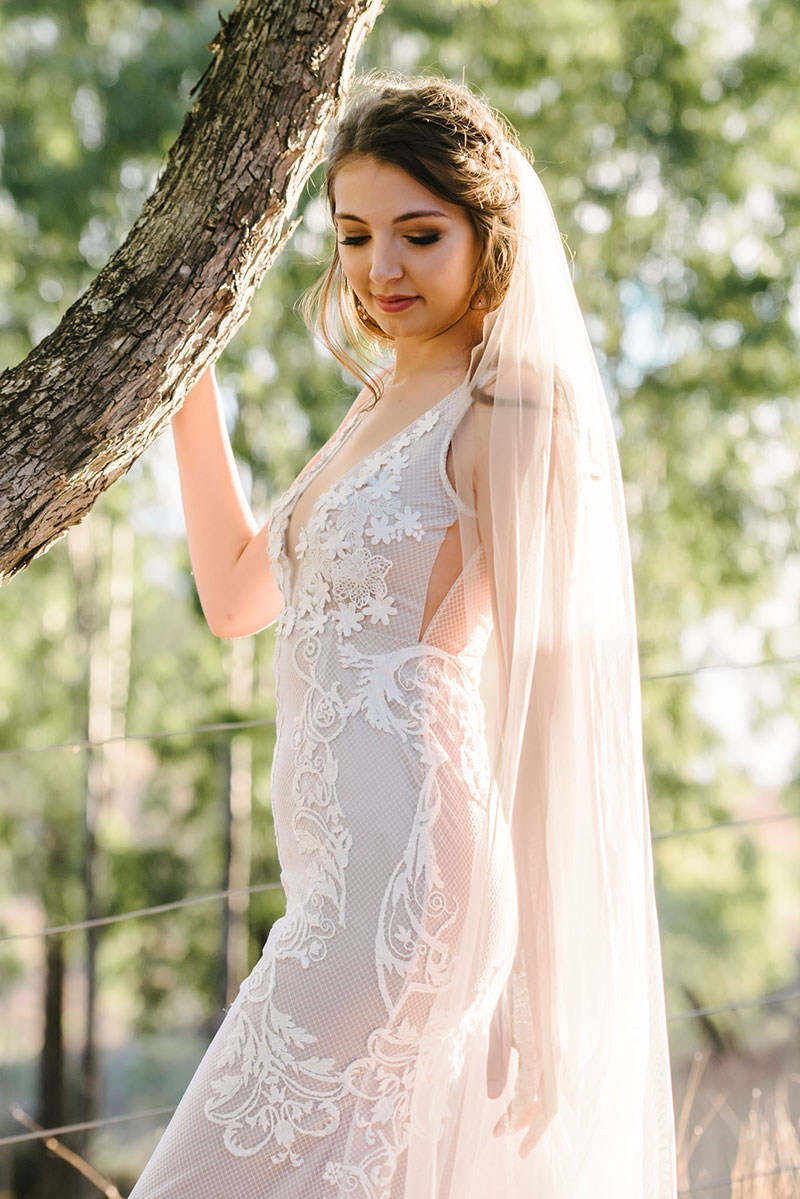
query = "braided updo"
(299, 71, 528, 405)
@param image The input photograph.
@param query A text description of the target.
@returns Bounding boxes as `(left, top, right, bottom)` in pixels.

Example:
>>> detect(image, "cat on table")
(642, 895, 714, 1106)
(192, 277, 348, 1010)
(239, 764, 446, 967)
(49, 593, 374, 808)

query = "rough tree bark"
(0, 0, 384, 583)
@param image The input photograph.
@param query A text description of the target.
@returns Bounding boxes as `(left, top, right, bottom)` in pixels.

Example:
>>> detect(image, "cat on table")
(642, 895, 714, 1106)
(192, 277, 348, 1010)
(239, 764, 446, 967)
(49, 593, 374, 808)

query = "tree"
(0, 0, 385, 582)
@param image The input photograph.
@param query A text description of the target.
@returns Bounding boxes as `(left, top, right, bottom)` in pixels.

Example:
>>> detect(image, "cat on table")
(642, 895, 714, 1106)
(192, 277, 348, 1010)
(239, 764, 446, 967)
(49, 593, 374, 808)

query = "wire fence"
(0, 1109, 176, 1148)
(5, 1100, 798, 1199)
(678, 1163, 800, 1195)
(0, 882, 285, 942)
(1, 808, 797, 943)
(0, 803, 798, 944)
(641, 652, 800, 683)
(1, 649, 798, 1182)
(1, 648, 796, 949)
(0, 651, 797, 762)
(2, 1098, 799, 1199)
(0, 715, 278, 761)
(0, 649, 797, 1020)
(651, 810, 800, 841)
(1, 875, 798, 1022)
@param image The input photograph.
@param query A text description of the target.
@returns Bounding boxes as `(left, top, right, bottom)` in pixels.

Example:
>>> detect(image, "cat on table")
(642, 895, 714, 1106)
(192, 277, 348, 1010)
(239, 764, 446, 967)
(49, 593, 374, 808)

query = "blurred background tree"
(1, 0, 798, 1193)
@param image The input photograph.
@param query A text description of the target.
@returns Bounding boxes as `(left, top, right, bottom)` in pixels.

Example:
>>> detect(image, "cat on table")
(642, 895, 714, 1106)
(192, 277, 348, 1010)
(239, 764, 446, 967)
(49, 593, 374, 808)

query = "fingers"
(493, 1094, 548, 1154)
(493, 1088, 535, 1138)
(520, 1121, 541, 1159)
(492, 1058, 553, 1144)
(486, 1001, 512, 1100)
(491, 1048, 559, 1157)
(493, 1090, 557, 1158)
(493, 1041, 537, 1129)
(518, 1101, 553, 1157)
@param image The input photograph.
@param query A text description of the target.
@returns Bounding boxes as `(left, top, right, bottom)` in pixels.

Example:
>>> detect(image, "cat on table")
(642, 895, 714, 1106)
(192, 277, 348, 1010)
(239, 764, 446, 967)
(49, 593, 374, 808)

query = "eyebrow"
(333, 209, 448, 225)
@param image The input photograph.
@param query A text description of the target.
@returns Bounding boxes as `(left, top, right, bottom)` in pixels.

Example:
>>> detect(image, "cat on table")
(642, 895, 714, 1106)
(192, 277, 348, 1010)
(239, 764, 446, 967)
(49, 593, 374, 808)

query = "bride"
(130, 70, 678, 1199)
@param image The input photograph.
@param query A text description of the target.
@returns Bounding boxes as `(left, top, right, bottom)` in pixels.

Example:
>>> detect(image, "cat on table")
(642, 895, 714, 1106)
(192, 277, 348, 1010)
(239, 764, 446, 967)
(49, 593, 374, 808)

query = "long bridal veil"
(403, 141, 678, 1197)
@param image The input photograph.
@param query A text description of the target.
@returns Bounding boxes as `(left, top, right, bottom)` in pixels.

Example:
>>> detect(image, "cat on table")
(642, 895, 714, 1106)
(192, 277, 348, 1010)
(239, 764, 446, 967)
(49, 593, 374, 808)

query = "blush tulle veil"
(400, 140, 678, 1197)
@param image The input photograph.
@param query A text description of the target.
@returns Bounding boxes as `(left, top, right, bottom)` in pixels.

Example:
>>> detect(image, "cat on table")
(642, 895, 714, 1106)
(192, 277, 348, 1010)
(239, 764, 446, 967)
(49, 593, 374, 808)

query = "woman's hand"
(485, 992, 558, 1158)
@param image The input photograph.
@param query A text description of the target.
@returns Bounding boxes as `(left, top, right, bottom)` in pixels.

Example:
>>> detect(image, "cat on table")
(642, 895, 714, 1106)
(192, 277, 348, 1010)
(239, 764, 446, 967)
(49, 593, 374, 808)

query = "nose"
(368, 237, 403, 287)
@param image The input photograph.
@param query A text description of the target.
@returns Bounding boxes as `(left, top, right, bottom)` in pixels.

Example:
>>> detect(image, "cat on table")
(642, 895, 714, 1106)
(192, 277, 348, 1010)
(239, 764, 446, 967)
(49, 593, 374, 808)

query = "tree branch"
(0, 0, 384, 582)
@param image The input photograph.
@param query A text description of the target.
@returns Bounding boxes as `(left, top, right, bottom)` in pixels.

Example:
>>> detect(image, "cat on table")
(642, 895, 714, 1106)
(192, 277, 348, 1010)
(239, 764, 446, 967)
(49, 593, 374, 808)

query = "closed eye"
(338, 233, 441, 246)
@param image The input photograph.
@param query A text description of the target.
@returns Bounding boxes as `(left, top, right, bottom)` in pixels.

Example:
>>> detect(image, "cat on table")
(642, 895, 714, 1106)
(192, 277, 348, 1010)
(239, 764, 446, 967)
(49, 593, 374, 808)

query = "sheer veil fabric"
(401, 143, 678, 1195)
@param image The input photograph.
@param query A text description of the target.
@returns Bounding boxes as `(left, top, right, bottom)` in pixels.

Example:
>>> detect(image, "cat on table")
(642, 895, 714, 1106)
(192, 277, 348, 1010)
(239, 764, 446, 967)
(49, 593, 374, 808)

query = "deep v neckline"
(284, 382, 463, 575)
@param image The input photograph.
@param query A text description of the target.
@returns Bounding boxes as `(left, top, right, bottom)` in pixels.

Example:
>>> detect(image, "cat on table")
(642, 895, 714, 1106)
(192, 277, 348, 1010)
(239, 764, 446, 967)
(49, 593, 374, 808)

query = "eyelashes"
(338, 233, 442, 247)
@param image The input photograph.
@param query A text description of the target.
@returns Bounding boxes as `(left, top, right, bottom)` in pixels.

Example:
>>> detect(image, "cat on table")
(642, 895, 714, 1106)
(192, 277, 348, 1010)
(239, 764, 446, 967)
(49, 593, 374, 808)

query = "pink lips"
(373, 294, 419, 312)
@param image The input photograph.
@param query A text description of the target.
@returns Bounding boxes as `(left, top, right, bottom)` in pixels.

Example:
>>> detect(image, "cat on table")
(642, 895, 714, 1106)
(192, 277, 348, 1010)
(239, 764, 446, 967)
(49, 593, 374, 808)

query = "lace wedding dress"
(129, 381, 520, 1198)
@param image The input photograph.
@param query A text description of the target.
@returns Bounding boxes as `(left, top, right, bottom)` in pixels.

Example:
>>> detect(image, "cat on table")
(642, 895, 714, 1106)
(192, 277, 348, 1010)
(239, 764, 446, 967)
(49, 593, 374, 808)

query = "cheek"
(338, 252, 362, 284)
(339, 259, 373, 303)
(428, 242, 479, 298)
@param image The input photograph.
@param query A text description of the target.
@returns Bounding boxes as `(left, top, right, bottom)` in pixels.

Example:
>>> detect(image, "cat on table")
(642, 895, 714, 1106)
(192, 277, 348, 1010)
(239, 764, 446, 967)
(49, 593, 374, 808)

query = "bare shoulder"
(467, 383, 495, 494)
(472, 364, 577, 423)
(468, 364, 579, 481)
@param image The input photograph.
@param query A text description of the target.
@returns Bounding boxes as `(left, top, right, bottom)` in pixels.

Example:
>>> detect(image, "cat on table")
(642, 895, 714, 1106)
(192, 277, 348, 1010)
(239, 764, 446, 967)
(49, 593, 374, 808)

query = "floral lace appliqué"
(204, 955, 346, 1164)
(271, 407, 441, 641)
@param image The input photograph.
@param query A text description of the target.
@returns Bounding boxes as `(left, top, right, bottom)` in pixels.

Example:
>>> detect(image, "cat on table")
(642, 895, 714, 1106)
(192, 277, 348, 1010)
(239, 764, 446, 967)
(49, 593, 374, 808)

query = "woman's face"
(332, 155, 483, 347)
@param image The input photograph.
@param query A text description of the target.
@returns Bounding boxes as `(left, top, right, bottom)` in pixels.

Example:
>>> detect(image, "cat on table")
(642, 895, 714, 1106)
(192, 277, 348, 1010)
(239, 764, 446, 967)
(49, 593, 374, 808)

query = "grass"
(676, 1050, 800, 1197)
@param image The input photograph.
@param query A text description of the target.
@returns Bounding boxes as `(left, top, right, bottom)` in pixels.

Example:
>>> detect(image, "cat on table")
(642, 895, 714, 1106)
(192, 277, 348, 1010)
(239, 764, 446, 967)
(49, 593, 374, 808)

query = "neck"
(389, 309, 485, 388)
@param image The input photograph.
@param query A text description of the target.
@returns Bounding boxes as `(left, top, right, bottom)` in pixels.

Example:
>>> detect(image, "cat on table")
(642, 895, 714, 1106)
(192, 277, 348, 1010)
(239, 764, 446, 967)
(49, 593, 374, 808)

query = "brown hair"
(297, 71, 528, 407)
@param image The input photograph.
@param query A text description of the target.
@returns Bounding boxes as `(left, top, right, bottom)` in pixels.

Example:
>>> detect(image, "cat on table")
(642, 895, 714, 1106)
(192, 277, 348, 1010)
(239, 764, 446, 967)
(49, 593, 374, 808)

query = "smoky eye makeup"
(337, 231, 443, 246)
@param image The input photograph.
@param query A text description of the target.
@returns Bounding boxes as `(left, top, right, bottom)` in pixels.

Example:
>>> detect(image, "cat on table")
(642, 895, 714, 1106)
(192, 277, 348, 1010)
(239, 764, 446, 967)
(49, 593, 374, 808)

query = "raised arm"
(172, 363, 370, 638)
(171, 363, 283, 638)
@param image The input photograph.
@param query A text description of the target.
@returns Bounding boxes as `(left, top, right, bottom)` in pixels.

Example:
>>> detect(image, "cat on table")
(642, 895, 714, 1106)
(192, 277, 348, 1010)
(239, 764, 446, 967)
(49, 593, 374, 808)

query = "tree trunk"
(33, 936, 77, 1199)
(226, 636, 255, 1007)
(68, 515, 135, 1167)
(68, 518, 105, 1166)
(0, 0, 384, 582)
(213, 634, 256, 1027)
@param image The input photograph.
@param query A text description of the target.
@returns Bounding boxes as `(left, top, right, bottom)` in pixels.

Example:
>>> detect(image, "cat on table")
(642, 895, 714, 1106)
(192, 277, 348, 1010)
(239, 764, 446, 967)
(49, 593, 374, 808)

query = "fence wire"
(678, 1162, 800, 1194)
(0, 882, 286, 942)
(0, 652, 797, 762)
(1, 651, 798, 1171)
(2, 810, 797, 946)
(0, 1108, 175, 1148)
(0, 715, 277, 761)
(651, 810, 800, 841)
(1, 875, 798, 1022)
(2, 1104, 799, 1199)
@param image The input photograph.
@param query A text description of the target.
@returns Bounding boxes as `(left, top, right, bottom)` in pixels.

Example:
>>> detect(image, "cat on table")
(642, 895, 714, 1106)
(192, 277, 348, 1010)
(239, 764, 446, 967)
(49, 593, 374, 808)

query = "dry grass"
(676, 1050, 800, 1197)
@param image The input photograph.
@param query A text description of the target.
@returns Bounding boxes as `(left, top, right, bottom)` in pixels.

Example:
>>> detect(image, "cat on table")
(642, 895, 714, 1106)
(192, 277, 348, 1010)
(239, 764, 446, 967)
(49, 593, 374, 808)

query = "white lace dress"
(129, 384, 518, 1198)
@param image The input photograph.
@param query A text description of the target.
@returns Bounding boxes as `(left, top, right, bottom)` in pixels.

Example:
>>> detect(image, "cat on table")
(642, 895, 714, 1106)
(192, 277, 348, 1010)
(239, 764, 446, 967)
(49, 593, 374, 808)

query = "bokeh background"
(1, 0, 799, 1195)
